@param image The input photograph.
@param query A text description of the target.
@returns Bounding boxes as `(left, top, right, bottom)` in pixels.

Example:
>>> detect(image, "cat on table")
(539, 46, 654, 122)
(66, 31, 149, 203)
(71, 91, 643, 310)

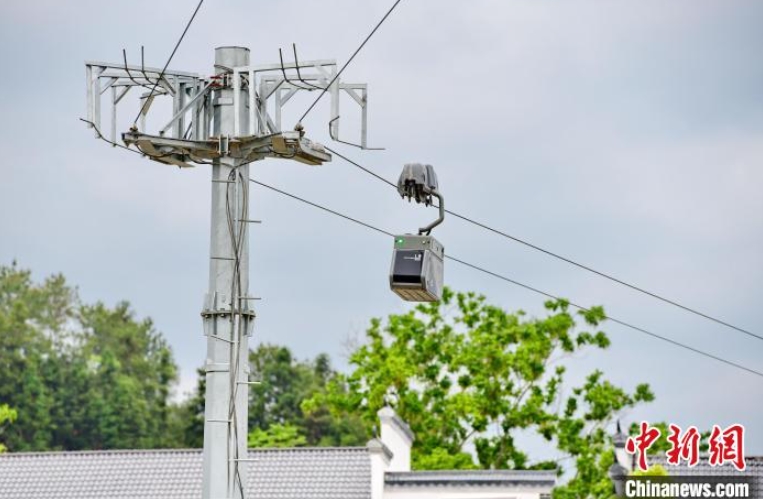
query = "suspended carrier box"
(390, 234, 444, 302)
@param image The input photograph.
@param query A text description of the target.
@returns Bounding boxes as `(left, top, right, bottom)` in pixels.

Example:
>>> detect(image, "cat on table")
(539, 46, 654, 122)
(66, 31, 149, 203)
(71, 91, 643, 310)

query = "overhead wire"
(81, 117, 210, 165)
(132, 0, 206, 125)
(297, 0, 405, 125)
(323, 146, 763, 343)
(80, 118, 146, 156)
(248, 177, 763, 380)
(96, 0, 759, 374)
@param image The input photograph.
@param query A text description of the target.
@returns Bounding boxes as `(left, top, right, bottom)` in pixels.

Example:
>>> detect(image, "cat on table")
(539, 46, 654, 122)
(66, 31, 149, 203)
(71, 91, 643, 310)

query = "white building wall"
(371, 409, 554, 499)
(378, 407, 415, 472)
(368, 439, 392, 499)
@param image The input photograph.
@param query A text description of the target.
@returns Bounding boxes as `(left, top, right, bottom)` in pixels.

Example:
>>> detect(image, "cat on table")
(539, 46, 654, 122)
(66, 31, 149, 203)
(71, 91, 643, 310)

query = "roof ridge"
(385, 470, 557, 486)
(650, 454, 763, 461)
(0, 448, 204, 458)
(0, 446, 370, 458)
(388, 470, 557, 477)
(249, 446, 367, 452)
(391, 470, 557, 474)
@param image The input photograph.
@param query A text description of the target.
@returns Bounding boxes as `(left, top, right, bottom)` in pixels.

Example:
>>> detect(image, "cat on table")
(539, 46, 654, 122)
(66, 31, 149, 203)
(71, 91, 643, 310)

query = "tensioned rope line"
(132, 0, 206, 125)
(248, 177, 763, 380)
(297, 0, 404, 124)
(324, 145, 762, 343)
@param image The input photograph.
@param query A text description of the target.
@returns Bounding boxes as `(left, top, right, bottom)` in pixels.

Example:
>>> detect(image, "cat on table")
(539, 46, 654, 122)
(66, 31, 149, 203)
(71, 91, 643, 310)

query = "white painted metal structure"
(83, 46, 376, 499)
(84, 50, 377, 167)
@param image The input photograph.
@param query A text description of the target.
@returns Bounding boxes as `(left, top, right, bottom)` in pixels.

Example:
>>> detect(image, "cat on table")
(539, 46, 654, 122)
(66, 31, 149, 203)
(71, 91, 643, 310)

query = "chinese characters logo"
(625, 421, 746, 471)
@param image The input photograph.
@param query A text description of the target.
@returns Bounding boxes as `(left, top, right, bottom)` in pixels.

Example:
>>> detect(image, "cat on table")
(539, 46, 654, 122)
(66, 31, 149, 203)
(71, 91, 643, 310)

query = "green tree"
(309, 288, 654, 499)
(249, 345, 313, 431)
(0, 404, 17, 453)
(0, 263, 182, 451)
(632, 464, 669, 477)
(248, 423, 307, 448)
(247, 344, 365, 446)
(182, 343, 366, 448)
(0, 262, 73, 451)
(178, 367, 207, 448)
(73, 302, 179, 449)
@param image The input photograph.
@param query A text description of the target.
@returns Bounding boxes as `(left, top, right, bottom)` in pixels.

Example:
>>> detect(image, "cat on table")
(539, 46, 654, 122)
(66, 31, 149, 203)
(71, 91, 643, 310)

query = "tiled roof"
(252, 447, 370, 499)
(0, 447, 371, 499)
(648, 455, 763, 496)
(385, 470, 557, 487)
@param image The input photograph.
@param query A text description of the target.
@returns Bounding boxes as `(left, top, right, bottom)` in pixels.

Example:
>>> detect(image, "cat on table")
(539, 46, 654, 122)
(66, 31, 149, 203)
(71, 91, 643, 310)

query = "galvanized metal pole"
(85, 44, 353, 499)
(202, 46, 251, 499)
(85, 43, 357, 499)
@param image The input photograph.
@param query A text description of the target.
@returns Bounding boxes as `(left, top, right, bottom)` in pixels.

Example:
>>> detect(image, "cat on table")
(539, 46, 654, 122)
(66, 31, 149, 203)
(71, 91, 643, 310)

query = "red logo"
(708, 424, 746, 471)
(626, 421, 662, 471)
(666, 424, 700, 467)
(624, 422, 746, 471)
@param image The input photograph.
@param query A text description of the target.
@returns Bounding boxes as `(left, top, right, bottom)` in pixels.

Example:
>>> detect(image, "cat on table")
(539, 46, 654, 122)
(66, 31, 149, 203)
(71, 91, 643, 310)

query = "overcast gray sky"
(1, 0, 761, 457)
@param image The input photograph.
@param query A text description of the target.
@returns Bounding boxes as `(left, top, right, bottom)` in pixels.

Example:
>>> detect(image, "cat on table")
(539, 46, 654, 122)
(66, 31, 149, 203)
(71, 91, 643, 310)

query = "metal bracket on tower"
(201, 292, 232, 319)
(84, 51, 378, 167)
(201, 292, 256, 337)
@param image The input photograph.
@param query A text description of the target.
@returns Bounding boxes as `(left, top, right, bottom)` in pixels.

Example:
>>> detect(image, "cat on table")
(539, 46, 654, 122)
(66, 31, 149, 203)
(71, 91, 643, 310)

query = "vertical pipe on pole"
(111, 86, 118, 143)
(86, 65, 94, 130)
(202, 46, 251, 499)
(233, 70, 240, 136)
(259, 79, 269, 134)
(173, 76, 182, 139)
(361, 88, 368, 149)
(93, 67, 104, 132)
(192, 82, 201, 140)
(248, 69, 256, 136)
(275, 85, 282, 131)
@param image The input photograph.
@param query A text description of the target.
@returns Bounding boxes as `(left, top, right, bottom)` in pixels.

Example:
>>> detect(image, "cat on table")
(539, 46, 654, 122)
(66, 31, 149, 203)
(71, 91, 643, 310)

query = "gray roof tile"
(385, 470, 557, 487)
(0, 448, 371, 499)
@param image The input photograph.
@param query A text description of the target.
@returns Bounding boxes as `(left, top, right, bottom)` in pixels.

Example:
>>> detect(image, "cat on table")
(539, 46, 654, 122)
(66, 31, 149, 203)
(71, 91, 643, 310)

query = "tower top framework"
(85, 46, 378, 168)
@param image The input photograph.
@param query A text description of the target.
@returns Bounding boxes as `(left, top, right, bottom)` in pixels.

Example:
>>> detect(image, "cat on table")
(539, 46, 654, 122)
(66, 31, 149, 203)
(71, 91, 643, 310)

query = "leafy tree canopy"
(1, 262, 662, 499)
(181, 343, 367, 449)
(0, 262, 179, 451)
(307, 287, 654, 499)
(248, 423, 307, 448)
(249, 345, 366, 447)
